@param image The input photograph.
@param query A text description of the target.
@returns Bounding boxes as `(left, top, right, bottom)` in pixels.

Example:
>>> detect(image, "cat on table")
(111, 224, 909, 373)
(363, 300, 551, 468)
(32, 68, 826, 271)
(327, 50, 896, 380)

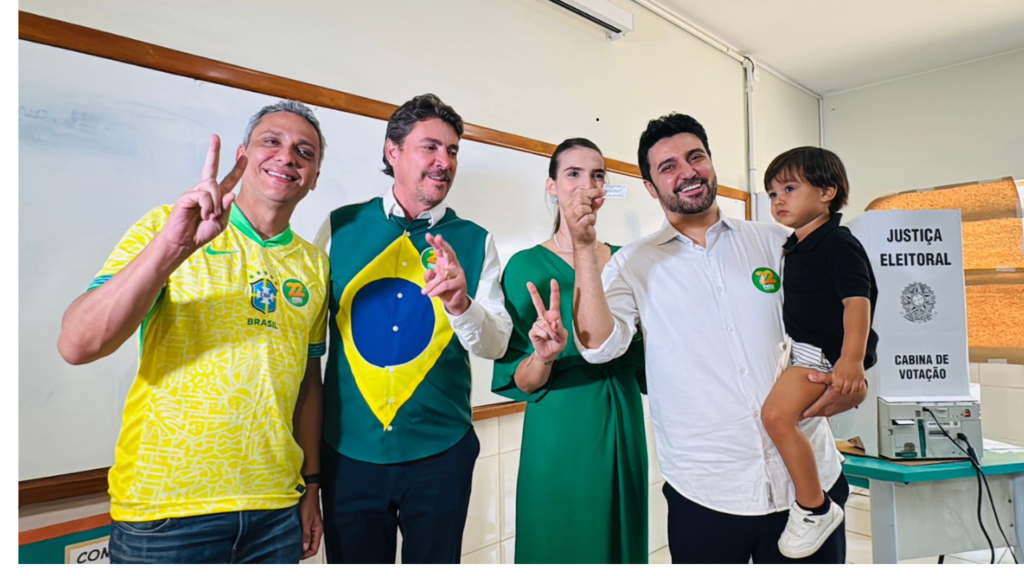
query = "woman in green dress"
(492, 138, 648, 563)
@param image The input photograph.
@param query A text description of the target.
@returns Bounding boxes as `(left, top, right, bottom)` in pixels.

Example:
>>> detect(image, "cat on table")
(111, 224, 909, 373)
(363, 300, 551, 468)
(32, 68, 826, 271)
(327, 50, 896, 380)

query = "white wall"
(753, 67, 822, 220)
(754, 69, 821, 190)
(975, 361, 1024, 448)
(823, 49, 1024, 215)
(20, 0, 816, 194)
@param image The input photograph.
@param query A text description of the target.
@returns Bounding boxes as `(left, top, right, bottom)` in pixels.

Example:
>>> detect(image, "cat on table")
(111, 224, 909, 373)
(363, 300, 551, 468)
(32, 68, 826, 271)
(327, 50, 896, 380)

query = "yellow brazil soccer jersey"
(90, 205, 329, 522)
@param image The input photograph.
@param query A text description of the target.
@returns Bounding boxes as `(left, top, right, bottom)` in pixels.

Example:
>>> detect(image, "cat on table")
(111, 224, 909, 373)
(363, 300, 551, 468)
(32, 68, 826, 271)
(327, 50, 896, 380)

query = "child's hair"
(764, 146, 849, 214)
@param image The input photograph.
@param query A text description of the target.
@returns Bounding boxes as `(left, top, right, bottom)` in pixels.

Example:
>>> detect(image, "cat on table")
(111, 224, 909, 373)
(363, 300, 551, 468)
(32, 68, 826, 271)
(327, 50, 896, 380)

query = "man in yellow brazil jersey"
(57, 100, 329, 564)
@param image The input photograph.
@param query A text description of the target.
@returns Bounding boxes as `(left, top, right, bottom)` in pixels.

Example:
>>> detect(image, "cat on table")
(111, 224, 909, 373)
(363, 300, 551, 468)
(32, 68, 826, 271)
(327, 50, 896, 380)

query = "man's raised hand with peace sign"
(161, 135, 248, 256)
(57, 134, 246, 366)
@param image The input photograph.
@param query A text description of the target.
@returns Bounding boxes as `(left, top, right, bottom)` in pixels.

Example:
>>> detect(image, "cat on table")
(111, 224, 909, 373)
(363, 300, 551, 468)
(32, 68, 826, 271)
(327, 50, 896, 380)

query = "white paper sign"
(845, 210, 969, 398)
(65, 537, 110, 564)
(602, 184, 627, 199)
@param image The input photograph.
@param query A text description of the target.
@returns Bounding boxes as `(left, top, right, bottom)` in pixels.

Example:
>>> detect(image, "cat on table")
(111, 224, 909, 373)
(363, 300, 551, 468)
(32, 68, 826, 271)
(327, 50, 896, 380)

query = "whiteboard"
(18, 40, 747, 480)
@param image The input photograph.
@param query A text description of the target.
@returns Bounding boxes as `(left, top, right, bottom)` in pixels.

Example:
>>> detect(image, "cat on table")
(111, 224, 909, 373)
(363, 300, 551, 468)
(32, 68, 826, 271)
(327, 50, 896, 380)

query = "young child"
(761, 147, 879, 559)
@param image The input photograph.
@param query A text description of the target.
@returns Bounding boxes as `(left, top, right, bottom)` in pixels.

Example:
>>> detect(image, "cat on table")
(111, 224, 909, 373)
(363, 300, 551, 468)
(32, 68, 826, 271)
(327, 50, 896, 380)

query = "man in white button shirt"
(565, 113, 866, 563)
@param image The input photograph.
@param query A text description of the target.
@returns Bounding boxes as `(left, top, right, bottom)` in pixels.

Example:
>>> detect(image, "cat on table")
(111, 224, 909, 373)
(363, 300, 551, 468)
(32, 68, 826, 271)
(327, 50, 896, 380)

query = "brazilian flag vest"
(323, 198, 488, 464)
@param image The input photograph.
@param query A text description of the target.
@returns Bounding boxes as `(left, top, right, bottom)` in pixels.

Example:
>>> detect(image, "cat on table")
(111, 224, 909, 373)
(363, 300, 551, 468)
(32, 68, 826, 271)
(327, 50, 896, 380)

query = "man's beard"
(414, 169, 452, 208)
(657, 177, 717, 215)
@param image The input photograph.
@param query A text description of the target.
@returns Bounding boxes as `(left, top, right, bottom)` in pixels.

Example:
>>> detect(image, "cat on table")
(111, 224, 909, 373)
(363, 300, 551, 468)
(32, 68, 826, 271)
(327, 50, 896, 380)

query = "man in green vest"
(315, 93, 512, 563)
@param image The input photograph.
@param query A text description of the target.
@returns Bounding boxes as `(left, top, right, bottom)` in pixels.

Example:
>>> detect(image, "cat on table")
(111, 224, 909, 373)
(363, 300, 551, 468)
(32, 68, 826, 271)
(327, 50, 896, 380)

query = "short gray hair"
(243, 100, 327, 167)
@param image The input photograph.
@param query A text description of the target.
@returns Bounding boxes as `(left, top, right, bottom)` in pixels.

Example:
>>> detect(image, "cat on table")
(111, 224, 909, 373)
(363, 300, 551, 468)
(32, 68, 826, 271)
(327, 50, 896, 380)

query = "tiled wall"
(459, 396, 669, 563)
(458, 413, 511, 563)
(643, 396, 670, 553)
(972, 361, 1024, 446)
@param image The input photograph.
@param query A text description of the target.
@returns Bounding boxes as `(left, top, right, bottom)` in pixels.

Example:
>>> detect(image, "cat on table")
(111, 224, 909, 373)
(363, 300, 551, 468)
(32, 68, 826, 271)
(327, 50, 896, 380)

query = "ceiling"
(648, 0, 1024, 95)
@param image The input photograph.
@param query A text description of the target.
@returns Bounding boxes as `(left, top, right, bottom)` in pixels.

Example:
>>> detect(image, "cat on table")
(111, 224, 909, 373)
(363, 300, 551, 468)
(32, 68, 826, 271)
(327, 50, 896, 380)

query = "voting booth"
(830, 210, 983, 459)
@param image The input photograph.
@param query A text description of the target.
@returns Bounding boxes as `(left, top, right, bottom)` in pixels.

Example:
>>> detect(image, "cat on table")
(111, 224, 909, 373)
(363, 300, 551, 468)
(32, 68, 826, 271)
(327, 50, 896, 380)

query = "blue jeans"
(110, 506, 302, 564)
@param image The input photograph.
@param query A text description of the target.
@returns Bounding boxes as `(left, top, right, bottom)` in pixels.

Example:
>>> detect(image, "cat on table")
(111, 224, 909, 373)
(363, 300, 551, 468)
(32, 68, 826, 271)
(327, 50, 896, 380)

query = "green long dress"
(492, 244, 648, 564)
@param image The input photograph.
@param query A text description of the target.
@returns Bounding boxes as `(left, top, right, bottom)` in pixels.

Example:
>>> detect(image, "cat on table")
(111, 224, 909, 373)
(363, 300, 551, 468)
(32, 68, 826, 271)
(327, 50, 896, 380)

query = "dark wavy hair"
(548, 137, 603, 234)
(764, 146, 849, 214)
(381, 93, 464, 177)
(637, 113, 711, 183)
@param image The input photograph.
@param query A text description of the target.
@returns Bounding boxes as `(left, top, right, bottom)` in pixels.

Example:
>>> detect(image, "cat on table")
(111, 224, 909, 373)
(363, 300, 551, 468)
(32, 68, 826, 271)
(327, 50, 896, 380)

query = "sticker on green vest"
(420, 247, 437, 271)
(751, 267, 780, 293)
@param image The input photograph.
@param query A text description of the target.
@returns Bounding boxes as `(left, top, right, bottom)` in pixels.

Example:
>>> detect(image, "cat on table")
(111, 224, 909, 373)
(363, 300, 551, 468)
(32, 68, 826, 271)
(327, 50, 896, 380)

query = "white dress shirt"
(578, 214, 842, 516)
(315, 187, 512, 360)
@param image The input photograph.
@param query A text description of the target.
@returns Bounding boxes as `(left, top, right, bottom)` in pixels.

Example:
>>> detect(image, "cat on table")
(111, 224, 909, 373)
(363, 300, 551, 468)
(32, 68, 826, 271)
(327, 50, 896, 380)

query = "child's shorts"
(790, 341, 833, 373)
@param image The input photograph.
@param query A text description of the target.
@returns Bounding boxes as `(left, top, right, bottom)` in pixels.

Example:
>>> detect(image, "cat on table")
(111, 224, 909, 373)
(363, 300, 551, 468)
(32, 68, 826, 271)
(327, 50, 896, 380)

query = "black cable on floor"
(962, 438, 1018, 564)
(973, 465, 995, 563)
(920, 408, 996, 563)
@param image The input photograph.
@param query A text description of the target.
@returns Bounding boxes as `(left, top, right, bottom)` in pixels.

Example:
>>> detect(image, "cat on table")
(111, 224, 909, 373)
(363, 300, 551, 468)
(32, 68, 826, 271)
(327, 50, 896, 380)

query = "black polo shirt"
(782, 212, 879, 369)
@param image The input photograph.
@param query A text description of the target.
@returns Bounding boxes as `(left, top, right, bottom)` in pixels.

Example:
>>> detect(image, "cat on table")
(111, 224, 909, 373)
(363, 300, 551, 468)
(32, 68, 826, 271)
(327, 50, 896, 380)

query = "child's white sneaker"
(778, 499, 844, 559)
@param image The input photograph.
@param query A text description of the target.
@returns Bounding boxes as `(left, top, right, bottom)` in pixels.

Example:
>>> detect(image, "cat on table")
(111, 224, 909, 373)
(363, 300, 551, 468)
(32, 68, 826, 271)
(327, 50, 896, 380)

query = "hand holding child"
(830, 357, 866, 395)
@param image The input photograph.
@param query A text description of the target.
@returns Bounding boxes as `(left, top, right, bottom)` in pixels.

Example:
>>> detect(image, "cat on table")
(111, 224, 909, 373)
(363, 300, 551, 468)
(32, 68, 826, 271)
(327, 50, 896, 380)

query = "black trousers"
(664, 474, 850, 564)
(320, 428, 480, 564)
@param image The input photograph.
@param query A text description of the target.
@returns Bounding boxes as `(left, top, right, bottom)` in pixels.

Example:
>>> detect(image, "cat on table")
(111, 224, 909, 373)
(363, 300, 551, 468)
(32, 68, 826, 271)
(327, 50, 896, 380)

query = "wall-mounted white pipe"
(632, 0, 745, 62)
(819, 98, 825, 147)
(632, 1, 818, 98)
(743, 57, 758, 220)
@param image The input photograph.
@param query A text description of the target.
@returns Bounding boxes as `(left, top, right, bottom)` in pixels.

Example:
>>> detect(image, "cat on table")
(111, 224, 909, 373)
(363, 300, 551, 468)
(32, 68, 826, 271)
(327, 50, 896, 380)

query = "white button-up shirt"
(315, 187, 512, 360)
(578, 214, 842, 516)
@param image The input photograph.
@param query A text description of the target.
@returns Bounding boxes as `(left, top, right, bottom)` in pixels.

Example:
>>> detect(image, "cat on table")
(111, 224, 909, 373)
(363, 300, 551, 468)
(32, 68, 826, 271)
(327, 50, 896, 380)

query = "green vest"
(323, 198, 489, 464)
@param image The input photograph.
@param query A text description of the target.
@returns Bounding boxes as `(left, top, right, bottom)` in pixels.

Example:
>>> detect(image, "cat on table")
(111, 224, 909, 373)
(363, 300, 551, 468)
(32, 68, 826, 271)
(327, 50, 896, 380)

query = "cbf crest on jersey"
(337, 235, 454, 429)
(251, 278, 278, 314)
